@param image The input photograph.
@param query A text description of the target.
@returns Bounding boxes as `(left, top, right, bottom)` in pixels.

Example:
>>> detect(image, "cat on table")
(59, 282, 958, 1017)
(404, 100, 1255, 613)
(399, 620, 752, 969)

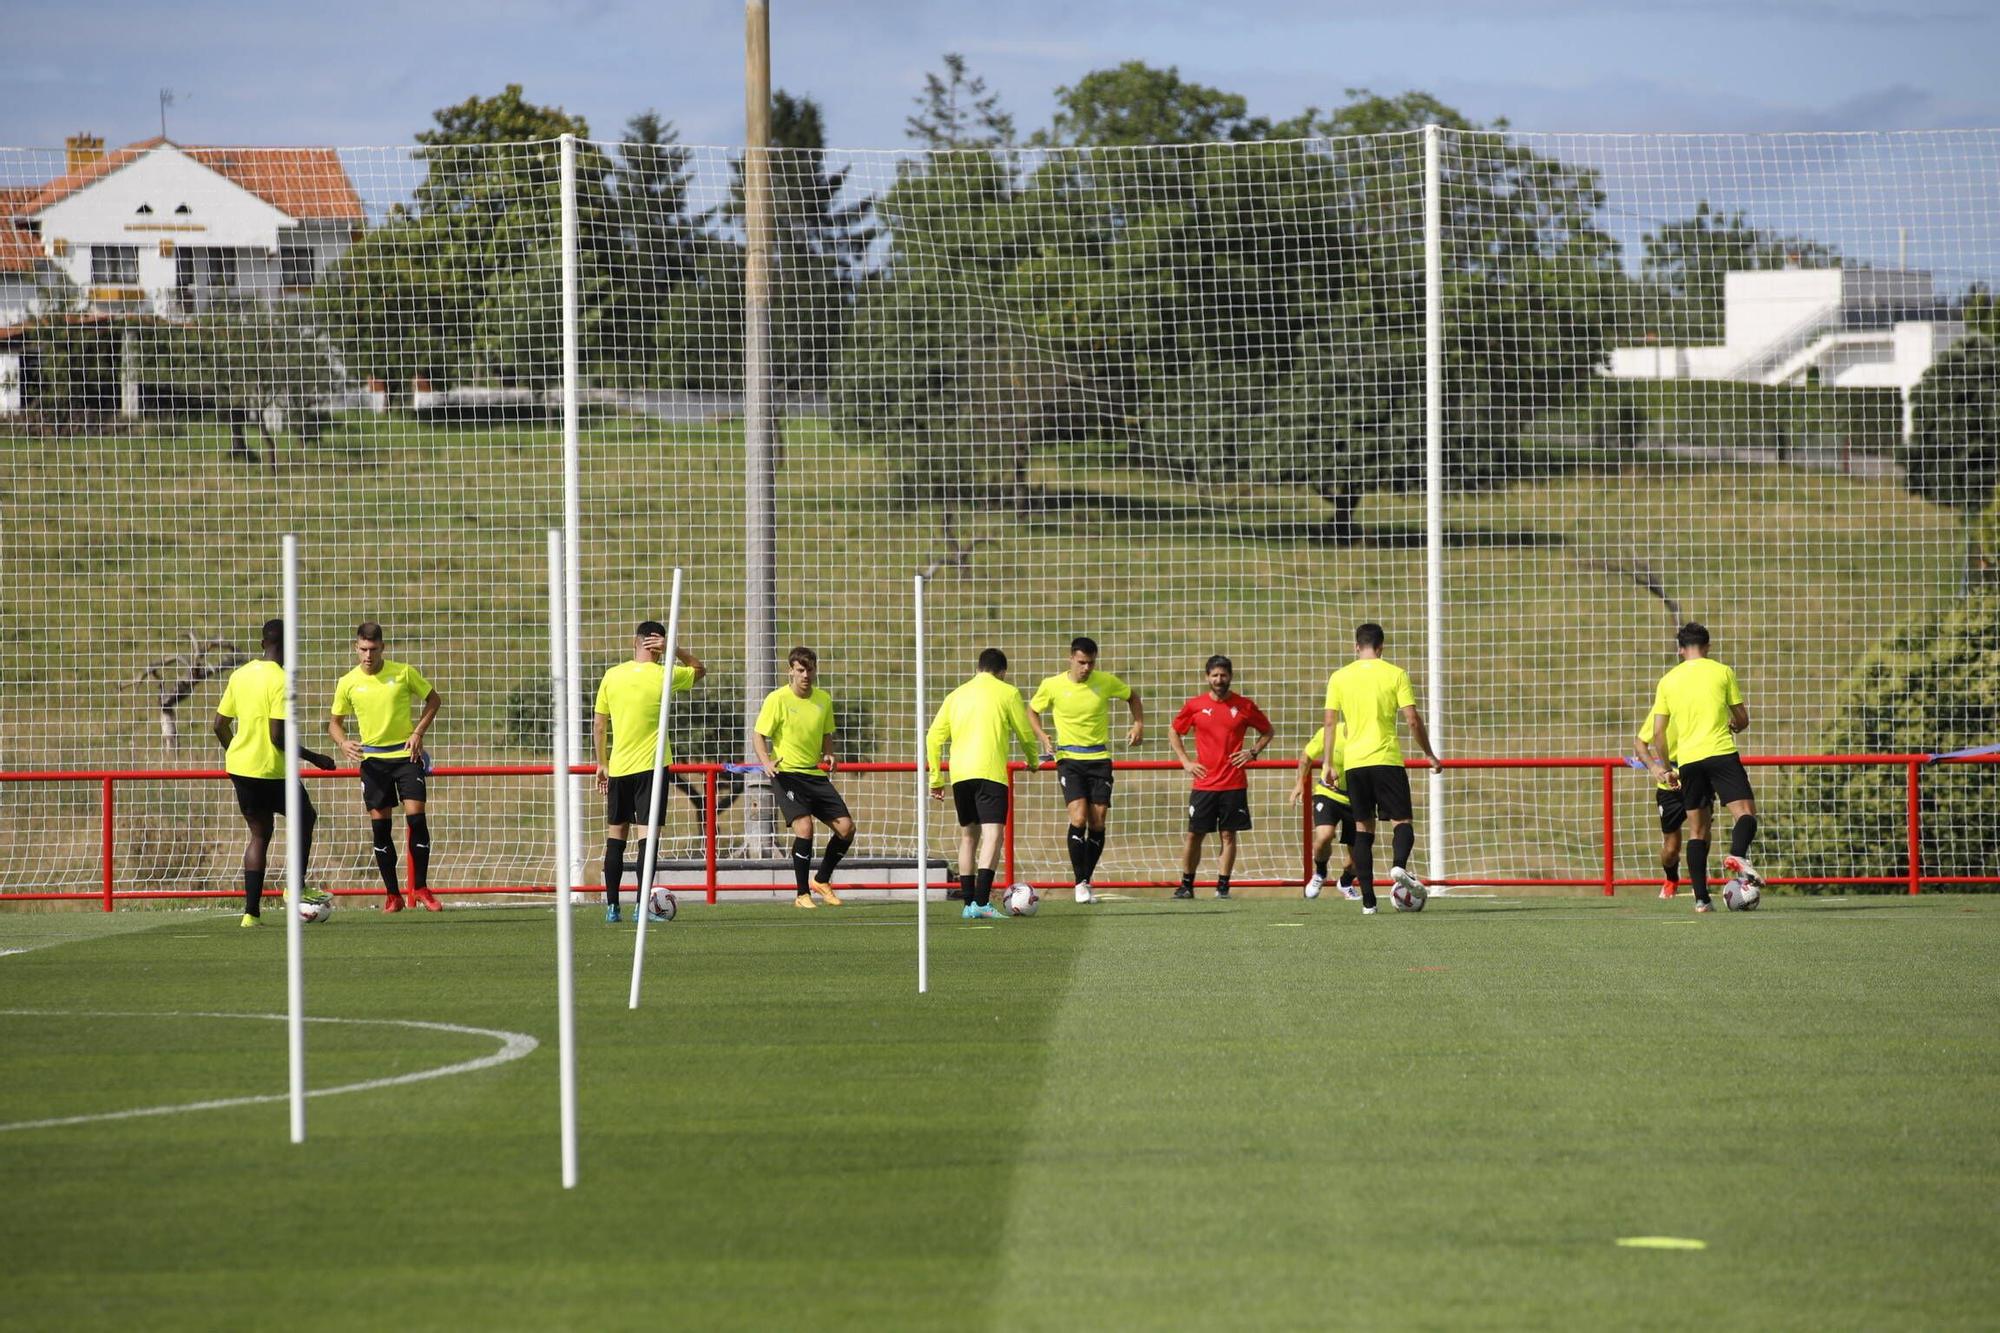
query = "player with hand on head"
(1323, 622, 1441, 914)
(927, 648, 1043, 920)
(754, 646, 852, 910)
(1293, 723, 1361, 901)
(1168, 655, 1273, 901)
(593, 621, 706, 924)
(1028, 636, 1143, 905)
(328, 622, 441, 913)
(214, 619, 337, 927)
(1645, 622, 1760, 913)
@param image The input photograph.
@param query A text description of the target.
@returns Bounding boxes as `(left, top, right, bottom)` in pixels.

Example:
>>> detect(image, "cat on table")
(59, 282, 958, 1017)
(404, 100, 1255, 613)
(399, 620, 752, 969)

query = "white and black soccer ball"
(1004, 883, 1039, 917)
(1390, 883, 1427, 912)
(649, 887, 678, 921)
(298, 899, 333, 924)
(1722, 878, 1761, 912)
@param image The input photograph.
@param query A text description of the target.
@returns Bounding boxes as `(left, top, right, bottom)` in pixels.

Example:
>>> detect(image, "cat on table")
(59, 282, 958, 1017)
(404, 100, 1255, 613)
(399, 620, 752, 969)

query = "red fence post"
(1301, 768, 1314, 883)
(1601, 763, 1616, 896)
(1004, 768, 1017, 885)
(101, 776, 115, 912)
(705, 766, 719, 905)
(1907, 760, 1922, 896)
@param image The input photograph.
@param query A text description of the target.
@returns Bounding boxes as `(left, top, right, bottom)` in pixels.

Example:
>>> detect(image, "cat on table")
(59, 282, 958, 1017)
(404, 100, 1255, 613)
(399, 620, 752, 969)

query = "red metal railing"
(0, 752, 1993, 910)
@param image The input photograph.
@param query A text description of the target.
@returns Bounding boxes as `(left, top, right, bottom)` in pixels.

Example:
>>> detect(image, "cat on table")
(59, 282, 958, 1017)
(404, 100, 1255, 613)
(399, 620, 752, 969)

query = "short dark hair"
(977, 647, 1008, 674)
(1204, 653, 1233, 674)
(1355, 623, 1385, 649)
(636, 620, 666, 638)
(354, 621, 384, 643)
(787, 645, 817, 669)
(1677, 622, 1710, 649)
(1070, 637, 1098, 658)
(261, 618, 284, 647)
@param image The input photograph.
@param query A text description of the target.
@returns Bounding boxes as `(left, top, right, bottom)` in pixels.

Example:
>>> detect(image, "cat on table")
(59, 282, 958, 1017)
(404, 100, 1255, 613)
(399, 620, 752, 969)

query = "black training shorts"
(360, 757, 427, 811)
(1057, 758, 1115, 808)
(605, 771, 656, 827)
(1678, 753, 1753, 811)
(1312, 794, 1357, 846)
(1188, 788, 1252, 833)
(231, 775, 314, 822)
(1343, 764, 1413, 823)
(952, 778, 1009, 827)
(774, 772, 852, 825)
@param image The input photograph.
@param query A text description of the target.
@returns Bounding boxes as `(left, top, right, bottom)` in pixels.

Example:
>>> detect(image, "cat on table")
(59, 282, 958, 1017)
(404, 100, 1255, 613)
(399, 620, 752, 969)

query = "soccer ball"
(298, 898, 333, 924)
(648, 887, 678, 921)
(1390, 883, 1427, 913)
(1723, 878, 1761, 912)
(1004, 883, 1039, 917)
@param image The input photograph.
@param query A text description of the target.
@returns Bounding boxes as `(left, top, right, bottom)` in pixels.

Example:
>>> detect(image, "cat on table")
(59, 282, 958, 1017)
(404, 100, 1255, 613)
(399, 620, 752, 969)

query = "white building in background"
(0, 134, 364, 413)
(1606, 266, 1965, 441)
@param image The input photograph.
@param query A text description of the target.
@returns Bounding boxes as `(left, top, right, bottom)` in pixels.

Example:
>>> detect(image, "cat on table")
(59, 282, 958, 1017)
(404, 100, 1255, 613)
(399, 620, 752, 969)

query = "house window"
(90, 245, 140, 285)
(174, 247, 238, 290)
(279, 243, 316, 288)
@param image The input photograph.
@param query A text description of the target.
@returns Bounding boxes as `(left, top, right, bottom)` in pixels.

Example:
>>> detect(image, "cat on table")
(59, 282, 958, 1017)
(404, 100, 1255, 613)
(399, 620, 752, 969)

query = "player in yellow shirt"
(1291, 724, 1361, 902)
(1644, 622, 1759, 913)
(329, 621, 442, 913)
(213, 619, 336, 926)
(1323, 622, 1442, 914)
(592, 620, 706, 923)
(1633, 706, 1710, 900)
(927, 648, 1043, 920)
(754, 646, 852, 911)
(1027, 636, 1143, 905)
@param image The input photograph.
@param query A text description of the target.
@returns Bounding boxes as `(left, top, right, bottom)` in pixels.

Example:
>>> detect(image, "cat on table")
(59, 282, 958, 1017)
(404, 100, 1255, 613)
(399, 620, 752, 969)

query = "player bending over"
(1323, 623, 1442, 914)
(1168, 655, 1273, 901)
(329, 622, 441, 912)
(1293, 724, 1361, 901)
(1645, 622, 1761, 913)
(593, 621, 706, 924)
(755, 646, 852, 910)
(1028, 636, 1143, 905)
(928, 648, 1042, 920)
(214, 618, 336, 926)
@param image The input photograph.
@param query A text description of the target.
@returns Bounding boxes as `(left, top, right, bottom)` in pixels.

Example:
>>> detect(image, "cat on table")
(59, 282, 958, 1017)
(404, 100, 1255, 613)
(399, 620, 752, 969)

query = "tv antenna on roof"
(159, 88, 182, 139)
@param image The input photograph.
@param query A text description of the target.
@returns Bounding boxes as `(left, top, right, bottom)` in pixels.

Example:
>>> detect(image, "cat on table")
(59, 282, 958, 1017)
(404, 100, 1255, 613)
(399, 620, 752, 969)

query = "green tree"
(1036, 61, 1288, 147)
(1638, 201, 1838, 344)
(143, 297, 336, 466)
(906, 53, 1015, 150)
(1906, 335, 2000, 517)
(598, 111, 699, 389)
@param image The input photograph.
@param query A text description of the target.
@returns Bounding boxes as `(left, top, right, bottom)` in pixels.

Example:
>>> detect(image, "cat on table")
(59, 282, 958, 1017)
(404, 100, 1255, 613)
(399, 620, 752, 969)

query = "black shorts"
(1312, 795, 1357, 845)
(1678, 753, 1753, 811)
(1344, 764, 1413, 823)
(952, 778, 1009, 827)
(1057, 758, 1114, 807)
(360, 757, 427, 811)
(774, 772, 852, 825)
(605, 772, 656, 827)
(1188, 788, 1252, 833)
(231, 775, 315, 822)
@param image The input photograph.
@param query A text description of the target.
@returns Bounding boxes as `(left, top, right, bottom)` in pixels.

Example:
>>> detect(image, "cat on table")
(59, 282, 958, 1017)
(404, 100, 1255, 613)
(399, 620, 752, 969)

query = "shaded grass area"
(1, 894, 1995, 1328)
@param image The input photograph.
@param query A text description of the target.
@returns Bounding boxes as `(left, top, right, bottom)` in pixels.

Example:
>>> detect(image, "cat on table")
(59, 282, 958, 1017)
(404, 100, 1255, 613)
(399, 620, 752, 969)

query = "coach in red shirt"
(1167, 654, 1274, 901)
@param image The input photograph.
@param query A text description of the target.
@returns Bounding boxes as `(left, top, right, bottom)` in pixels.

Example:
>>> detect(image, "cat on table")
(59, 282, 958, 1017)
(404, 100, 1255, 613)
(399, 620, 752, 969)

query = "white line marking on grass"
(1271, 923, 1305, 928)
(1616, 1236, 1706, 1250)
(0, 1010, 537, 1134)
(0, 949, 26, 958)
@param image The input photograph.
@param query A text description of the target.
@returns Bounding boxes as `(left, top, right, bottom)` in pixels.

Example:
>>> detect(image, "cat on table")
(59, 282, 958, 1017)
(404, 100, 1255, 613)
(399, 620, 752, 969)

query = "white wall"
(1723, 269, 1843, 351)
(0, 352, 19, 413)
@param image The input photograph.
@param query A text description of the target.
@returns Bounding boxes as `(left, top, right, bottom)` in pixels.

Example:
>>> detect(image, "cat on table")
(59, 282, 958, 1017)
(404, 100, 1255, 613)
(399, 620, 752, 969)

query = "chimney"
(66, 133, 104, 174)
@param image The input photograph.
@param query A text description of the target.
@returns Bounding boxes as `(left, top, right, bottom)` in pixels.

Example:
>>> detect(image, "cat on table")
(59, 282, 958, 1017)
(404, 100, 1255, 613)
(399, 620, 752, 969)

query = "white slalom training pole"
(547, 531, 579, 1189)
(281, 534, 306, 1144)
(629, 567, 685, 1009)
(914, 573, 928, 995)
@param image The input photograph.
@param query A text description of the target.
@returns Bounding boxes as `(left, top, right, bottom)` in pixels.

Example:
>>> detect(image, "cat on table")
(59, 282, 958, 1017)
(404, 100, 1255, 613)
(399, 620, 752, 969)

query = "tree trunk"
(1317, 483, 1362, 544)
(228, 412, 257, 465)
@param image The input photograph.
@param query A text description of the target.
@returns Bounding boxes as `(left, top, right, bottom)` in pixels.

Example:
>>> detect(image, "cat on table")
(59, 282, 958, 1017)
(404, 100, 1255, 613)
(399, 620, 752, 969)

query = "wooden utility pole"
(742, 0, 777, 854)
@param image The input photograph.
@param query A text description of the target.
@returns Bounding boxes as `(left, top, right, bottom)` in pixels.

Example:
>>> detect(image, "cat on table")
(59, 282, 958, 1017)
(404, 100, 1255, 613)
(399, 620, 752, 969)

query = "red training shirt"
(1170, 692, 1273, 792)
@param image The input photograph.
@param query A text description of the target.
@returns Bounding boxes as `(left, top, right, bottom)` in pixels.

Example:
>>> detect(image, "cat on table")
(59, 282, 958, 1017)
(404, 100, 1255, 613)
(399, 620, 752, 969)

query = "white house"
(0, 134, 364, 413)
(1606, 265, 1965, 440)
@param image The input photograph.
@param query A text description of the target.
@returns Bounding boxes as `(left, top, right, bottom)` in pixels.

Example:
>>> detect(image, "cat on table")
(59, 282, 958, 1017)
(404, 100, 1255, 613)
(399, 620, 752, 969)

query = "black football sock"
(244, 868, 265, 916)
(1730, 815, 1758, 860)
(1391, 822, 1415, 869)
(1216, 875, 1232, 896)
(407, 814, 432, 891)
(1688, 839, 1711, 902)
(817, 833, 852, 884)
(1066, 825, 1090, 882)
(297, 801, 317, 880)
(1082, 827, 1106, 880)
(956, 873, 974, 902)
(1314, 855, 1330, 878)
(603, 838, 627, 908)
(975, 868, 996, 906)
(1353, 831, 1377, 908)
(1178, 870, 1195, 893)
(371, 817, 399, 895)
(791, 836, 813, 896)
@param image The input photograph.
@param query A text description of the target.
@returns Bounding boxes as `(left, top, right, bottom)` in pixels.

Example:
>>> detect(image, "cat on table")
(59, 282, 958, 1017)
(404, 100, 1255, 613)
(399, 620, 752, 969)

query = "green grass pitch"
(3, 893, 1996, 1329)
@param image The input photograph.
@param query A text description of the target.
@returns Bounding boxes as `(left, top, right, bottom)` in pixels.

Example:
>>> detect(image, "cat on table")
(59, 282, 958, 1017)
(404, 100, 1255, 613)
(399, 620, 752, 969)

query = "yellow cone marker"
(1616, 1237, 1707, 1250)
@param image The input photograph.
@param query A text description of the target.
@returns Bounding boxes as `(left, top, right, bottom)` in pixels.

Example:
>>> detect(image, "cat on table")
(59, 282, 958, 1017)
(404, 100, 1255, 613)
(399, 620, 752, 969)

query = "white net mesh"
(1, 128, 1994, 900)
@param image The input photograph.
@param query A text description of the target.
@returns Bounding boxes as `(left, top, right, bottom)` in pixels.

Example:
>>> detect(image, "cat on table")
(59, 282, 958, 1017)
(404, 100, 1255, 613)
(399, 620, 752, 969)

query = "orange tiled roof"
(0, 187, 42, 272)
(18, 137, 363, 222)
